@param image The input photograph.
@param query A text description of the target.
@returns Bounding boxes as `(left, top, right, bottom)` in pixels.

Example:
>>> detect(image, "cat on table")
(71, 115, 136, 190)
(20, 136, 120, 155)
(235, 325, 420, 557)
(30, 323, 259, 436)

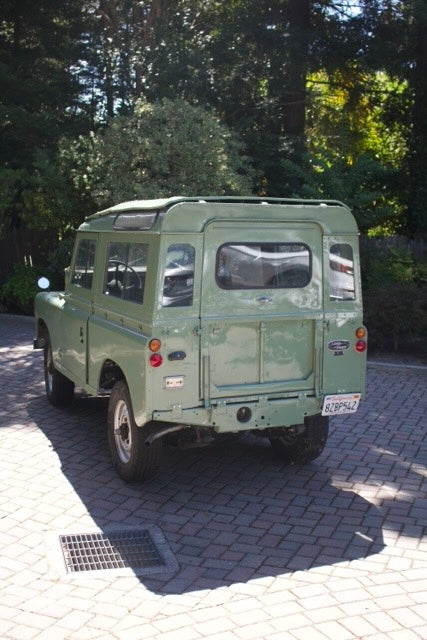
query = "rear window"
(329, 243, 355, 301)
(216, 243, 311, 289)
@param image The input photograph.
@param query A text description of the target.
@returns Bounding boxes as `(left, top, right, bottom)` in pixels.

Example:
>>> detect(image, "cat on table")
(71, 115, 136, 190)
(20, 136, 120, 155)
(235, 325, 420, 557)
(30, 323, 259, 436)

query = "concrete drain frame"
(44, 524, 179, 579)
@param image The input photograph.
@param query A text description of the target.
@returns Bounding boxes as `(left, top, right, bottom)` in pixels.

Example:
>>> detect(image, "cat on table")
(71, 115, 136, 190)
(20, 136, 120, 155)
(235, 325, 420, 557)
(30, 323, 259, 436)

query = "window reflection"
(329, 244, 355, 301)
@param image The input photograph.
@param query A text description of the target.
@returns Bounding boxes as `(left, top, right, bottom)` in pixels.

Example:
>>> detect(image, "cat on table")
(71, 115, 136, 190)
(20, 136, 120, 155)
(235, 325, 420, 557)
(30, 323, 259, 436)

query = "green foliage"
(302, 67, 408, 233)
(0, 0, 91, 230)
(0, 264, 45, 315)
(280, 151, 402, 233)
(306, 69, 410, 168)
(1, 1, 427, 236)
(0, 168, 28, 234)
(361, 241, 426, 289)
(61, 98, 255, 208)
(204, 0, 312, 195)
(0, 151, 94, 235)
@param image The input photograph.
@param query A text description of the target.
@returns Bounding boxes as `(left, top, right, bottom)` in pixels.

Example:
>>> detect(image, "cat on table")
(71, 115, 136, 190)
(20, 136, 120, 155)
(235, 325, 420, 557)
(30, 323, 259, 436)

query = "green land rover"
(34, 197, 367, 481)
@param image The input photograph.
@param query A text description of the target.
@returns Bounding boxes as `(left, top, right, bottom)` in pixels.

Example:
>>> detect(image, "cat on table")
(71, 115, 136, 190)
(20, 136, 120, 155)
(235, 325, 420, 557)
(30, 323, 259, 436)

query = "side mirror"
(37, 277, 50, 290)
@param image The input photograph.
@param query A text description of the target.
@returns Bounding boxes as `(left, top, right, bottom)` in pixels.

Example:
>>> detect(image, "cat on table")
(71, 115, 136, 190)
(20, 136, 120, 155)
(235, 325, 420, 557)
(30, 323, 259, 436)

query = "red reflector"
(149, 353, 163, 367)
(355, 340, 367, 353)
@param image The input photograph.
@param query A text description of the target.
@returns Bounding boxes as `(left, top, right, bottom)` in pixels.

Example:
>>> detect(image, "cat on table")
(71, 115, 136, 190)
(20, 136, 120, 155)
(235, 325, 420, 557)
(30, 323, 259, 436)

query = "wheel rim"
(113, 399, 132, 464)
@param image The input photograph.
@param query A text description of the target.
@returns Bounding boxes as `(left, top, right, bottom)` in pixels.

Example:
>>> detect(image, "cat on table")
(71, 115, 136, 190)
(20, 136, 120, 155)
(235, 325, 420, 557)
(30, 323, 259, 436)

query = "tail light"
(355, 327, 367, 352)
(149, 338, 163, 367)
(149, 353, 163, 367)
(149, 338, 161, 352)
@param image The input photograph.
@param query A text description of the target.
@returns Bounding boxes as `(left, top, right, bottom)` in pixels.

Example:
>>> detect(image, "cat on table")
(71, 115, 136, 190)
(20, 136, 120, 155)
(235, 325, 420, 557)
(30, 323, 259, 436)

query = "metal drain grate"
(60, 530, 164, 573)
(45, 525, 179, 578)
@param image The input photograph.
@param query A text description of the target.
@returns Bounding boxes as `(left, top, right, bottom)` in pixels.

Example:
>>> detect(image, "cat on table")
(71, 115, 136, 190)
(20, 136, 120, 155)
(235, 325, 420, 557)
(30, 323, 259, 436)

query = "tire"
(270, 414, 329, 465)
(44, 338, 75, 407)
(107, 380, 162, 482)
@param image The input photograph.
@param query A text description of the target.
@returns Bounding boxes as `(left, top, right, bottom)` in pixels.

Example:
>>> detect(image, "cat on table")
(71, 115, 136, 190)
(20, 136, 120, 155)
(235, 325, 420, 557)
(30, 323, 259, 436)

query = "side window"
(162, 244, 195, 307)
(104, 242, 148, 304)
(71, 239, 96, 289)
(329, 244, 355, 301)
(216, 243, 311, 289)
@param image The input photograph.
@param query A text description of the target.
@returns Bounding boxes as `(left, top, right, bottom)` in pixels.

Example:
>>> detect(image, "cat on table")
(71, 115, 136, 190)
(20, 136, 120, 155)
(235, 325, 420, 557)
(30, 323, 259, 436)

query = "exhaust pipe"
(144, 424, 191, 446)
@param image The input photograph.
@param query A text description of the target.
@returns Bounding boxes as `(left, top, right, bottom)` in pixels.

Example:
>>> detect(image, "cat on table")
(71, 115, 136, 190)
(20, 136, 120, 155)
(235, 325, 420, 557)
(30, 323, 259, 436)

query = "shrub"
(0, 236, 74, 315)
(360, 243, 420, 290)
(62, 98, 255, 209)
(364, 283, 427, 355)
(0, 264, 45, 315)
(361, 239, 427, 355)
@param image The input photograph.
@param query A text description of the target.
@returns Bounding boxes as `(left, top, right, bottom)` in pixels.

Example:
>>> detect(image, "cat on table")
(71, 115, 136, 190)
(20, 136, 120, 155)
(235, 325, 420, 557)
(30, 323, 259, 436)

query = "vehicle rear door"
(200, 221, 324, 404)
(322, 237, 367, 395)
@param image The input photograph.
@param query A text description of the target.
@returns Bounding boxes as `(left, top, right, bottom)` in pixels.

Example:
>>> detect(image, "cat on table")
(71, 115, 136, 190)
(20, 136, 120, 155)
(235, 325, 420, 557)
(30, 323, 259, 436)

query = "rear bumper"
(152, 394, 322, 433)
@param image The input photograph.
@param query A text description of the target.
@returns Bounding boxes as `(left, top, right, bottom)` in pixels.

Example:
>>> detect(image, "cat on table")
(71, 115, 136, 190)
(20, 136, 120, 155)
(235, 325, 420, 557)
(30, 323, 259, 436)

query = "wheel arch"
(107, 379, 162, 482)
(98, 358, 126, 392)
(36, 318, 49, 343)
(97, 358, 149, 427)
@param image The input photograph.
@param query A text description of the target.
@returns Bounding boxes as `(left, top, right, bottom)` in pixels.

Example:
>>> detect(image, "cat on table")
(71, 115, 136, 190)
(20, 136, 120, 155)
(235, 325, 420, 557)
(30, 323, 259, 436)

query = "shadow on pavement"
(26, 389, 386, 594)
(3, 317, 424, 596)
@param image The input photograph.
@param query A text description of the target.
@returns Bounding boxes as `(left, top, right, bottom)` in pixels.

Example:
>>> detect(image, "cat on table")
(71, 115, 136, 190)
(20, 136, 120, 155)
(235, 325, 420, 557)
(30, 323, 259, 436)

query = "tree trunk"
(134, 0, 172, 98)
(99, 0, 119, 118)
(408, 0, 427, 236)
(283, 0, 310, 141)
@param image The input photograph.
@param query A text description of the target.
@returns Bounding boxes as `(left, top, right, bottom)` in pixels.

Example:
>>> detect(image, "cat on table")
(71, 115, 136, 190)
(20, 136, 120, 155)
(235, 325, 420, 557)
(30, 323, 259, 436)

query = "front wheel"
(44, 338, 75, 406)
(270, 414, 329, 465)
(107, 381, 162, 482)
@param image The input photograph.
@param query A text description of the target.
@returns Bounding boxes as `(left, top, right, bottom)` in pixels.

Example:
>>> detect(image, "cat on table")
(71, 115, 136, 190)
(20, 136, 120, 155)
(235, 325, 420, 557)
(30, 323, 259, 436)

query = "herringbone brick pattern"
(0, 315, 426, 639)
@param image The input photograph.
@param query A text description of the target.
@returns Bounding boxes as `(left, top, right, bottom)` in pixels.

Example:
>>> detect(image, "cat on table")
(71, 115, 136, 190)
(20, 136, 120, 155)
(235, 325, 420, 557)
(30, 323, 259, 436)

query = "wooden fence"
(359, 235, 426, 259)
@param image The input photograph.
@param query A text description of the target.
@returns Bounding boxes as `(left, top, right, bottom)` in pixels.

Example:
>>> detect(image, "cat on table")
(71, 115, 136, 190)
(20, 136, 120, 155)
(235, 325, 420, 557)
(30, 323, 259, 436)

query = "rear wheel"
(270, 414, 329, 464)
(44, 338, 75, 406)
(107, 380, 162, 482)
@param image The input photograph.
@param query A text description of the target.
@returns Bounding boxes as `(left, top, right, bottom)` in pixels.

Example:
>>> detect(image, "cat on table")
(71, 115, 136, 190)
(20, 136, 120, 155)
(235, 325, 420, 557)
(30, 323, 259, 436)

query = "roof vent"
(114, 212, 157, 230)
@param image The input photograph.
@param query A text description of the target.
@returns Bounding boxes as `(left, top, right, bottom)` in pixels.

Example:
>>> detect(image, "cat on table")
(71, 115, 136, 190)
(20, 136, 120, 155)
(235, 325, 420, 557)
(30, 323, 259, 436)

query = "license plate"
(322, 393, 361, 416)
(165, 376, 184, 389)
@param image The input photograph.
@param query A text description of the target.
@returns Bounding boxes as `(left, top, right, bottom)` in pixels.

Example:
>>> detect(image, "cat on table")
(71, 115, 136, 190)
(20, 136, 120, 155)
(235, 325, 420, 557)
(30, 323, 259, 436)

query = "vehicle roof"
(79, 196, 358, 234)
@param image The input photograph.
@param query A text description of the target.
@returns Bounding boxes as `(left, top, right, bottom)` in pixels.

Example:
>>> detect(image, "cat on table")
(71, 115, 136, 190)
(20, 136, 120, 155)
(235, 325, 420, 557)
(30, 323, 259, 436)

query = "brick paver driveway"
(0, 314, 426, 640)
